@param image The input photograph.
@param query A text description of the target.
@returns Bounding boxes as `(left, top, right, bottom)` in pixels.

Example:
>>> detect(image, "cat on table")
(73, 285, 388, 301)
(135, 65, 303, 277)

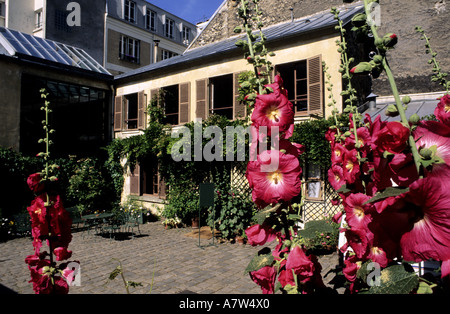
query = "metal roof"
(0, 27, 111, 75)
(115, 3, 364, 81)
(362, 99, 439, 121)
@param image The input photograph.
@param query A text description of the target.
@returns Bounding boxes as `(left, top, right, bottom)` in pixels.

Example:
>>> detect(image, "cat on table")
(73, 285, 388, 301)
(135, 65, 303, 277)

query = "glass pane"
(307, 181, 321, 199)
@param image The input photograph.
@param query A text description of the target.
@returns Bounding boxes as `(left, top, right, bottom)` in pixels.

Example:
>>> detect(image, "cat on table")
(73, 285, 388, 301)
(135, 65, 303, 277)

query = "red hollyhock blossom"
(245, 224, 277, 246)
(341, 228, 370, 259)
(434, 94, 450, 125)
(246, 149, 301, 208)
(251, 75, 294, 138)
(342, 253, 360, 283)
(277, 260, 296, 288)
(368, 246, 388, 268)
(27, 173, 45, 193)
(328, 165, 345, 191)
(286, 246, 314, 279)
(414, 120, 450, 171)
(331, 142, 346, 164)
(54, 247, 72, 261)
(342, 149, 360, 184)
(399, 174, 450, 264)
(342, 193, 373, 230)
(374, 121, 410, 154)
(249, 266, 276, 294)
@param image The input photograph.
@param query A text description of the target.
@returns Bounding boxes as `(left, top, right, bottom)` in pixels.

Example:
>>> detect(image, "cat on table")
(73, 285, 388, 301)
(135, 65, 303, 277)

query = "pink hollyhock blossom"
(277, 260, 296, 288)
(249, 266, 276, 294)
(388, 153, 419, 187)
(331, 143, 346, 164)
(342, 149, 360, 184)
(342, 254, 360, 282)
(342, 193, 373, 230)
(434, 94, 450, 125)
(328, 165, 345, 191)
(246, 149, 301, 208)
(368, 246, 388, 268)
(342, 228, 370, 259)
(332, 211, 343, 224)
(53, 247, 72, 261)
(245, 224, 277, 246)
(399, 174, 450, 263)
(27, 173, 45, 193)
(286, 246, 314, 279)
(374, 121, 410, 154)
(251, 76, 294, 138)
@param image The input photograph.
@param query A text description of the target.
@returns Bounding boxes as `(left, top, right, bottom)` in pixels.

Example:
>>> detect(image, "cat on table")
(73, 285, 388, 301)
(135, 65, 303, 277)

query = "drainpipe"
(290, 8, 294, 22)
(153, 39, 160, 63)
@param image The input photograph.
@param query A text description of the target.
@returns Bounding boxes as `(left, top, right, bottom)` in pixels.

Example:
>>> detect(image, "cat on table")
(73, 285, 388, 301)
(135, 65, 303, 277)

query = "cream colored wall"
(116, 32, 343, 125)
(5, 0, 35, 33)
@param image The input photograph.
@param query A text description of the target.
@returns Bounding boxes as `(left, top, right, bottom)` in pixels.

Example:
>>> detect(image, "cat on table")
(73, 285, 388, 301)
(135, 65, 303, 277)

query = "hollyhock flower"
(342, 228, 370, 259)
(342, 254, 360, 282)
(328, 165, 345, 191)
(249, 266, 276, 294)
(27, 173, 45, 193)
(342, 193, 373, 230)
(368, 246, 388, 268)
(251, 76, 294, 138)
(374, 121, 410, 154)
(399, 174, 450, 263)
(345, 127, 371, 153)
(434, 94, 450, 125)
(246, 149, 301, 208)
(277, 260, 296, 288)
(331, 143, 346, 164)
(414, 121, 450, 172)
(388, 153, 419, 187)
(332, 211, 343, 224)
(286, 246, 314, 279)
(442, 260, 450, 279)
(342, 149, 360, 184)
(54, 247, 72, 261)
(245, 224, 277, 246)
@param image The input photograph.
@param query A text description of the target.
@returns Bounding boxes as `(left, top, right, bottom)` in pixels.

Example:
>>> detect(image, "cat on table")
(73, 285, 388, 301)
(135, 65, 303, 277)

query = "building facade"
(0, 0, 198, 75)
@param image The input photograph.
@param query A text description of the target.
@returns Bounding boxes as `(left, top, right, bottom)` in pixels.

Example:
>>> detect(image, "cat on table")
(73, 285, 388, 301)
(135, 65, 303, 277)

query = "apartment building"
(0, 0, 197, 75)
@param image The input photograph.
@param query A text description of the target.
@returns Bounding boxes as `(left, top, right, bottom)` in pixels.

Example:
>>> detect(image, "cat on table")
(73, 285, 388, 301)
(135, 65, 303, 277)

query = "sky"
(146, 0, 225, 25)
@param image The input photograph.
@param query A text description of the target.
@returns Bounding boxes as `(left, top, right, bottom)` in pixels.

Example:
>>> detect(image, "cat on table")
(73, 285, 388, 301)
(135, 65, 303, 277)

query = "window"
(114, 91, 146, 131)
(209, 74, 234, 120)
(161, 49, 178, 60)
(0, 2, 5, 18)
(182, 26, 190, 44)
(35, 10, 43, 29)
(145, 8, 156, 31)
(151, 83, 190, 126)
(305, 163, 324, 200)
(196, 73, 244, 121)
(124, 0, 136, 23)
(275, 55, 324, 116)
(119, 35, 140, 63)
(165, 18, 174, 38)
(125, 93, 138, 130)
(129, 159, 167, 199)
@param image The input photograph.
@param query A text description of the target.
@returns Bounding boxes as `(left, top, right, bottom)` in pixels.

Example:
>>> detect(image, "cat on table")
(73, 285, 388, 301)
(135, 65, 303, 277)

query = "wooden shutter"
(233, 72, 246, 119)
(307, 55, 324, 116)
(179, 82, 190, 124)
(150, 89, 160, 106)
(138, 91, 146, 130)
(130, 164, 140, 195)
(196, 79, 208, 120)
(114, 95, 123, 131)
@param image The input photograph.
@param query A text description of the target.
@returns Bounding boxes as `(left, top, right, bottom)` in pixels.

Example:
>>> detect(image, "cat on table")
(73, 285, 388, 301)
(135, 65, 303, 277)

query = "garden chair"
(123, 212, 141, 239)
(101, 217, 124, 240)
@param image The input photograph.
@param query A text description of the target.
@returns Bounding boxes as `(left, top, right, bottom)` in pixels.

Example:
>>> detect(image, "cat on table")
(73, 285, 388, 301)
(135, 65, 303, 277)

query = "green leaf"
(416, 281, 436, 294)
(364, 187, 409, 205)
(109, 265, 122, 280)
(366, 264, 419, 294)
(245, 249, 274, 274)
(298, 220, 334, 239)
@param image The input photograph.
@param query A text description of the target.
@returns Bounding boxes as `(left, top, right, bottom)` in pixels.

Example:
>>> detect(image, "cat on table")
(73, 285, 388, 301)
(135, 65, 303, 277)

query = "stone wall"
(192, 0, 450, 96)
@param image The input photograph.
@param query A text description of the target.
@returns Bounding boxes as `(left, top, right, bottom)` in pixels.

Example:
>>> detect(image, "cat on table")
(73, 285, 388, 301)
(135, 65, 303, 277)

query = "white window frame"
(124, 0, 136, 23)
(165, 18, 174, 38)
(120, 35, 140, 64)
(145, 8, 156, 31)
(182, 26, 190, 44)
(35, 10, 43, 29)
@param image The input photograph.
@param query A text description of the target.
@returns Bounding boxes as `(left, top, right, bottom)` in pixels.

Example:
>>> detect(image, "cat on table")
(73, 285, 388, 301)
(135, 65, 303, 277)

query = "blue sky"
(147, 0, 225, 24)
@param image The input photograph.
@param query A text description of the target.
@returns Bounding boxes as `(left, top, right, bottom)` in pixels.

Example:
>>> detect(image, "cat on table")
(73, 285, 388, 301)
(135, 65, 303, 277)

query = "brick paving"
(0, 221, 342, 294)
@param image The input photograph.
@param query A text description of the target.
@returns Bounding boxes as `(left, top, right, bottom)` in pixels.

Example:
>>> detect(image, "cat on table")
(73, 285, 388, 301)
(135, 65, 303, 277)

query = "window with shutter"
(275, 55, 323, 117)
(209, 74, 233, 119)
(129, 164, 140, 195)
(233, 72, 246, 119)
(114, 95, 123, 131)
(179, 82, 190, 124)
(196, 79, 208, 120)
(307, 55, 324, 117)
(138, 91, 146, 130)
